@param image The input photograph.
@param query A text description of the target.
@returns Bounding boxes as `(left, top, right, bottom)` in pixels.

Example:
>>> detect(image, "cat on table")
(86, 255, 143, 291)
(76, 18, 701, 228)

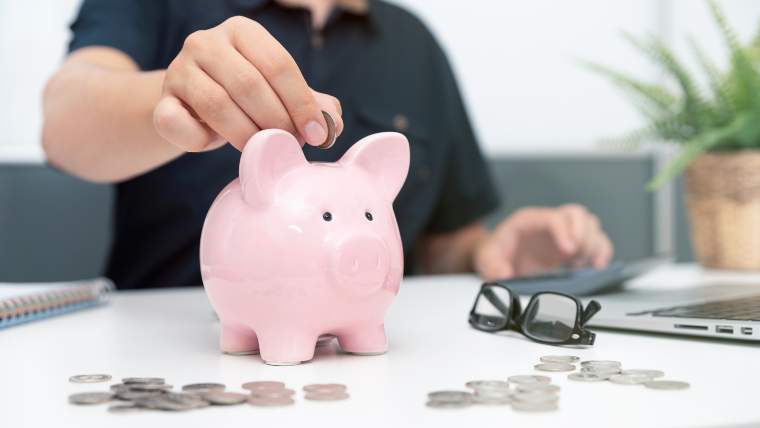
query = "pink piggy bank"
(200, 129, 410, 365)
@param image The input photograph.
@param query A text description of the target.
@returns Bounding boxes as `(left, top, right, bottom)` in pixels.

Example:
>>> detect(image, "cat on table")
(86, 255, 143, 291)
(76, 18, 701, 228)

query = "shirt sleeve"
(424, 43, 500, 235)
(68, 0, 166, 70)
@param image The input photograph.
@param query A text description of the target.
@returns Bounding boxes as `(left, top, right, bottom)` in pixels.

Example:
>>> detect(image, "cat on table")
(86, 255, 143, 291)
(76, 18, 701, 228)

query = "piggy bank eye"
(322, 211, 333, 222)
(365, 211, 374, 221)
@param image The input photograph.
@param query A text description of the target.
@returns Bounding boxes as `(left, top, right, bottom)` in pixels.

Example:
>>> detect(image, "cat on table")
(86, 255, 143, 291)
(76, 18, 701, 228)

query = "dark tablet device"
(496, 258, 666, 296)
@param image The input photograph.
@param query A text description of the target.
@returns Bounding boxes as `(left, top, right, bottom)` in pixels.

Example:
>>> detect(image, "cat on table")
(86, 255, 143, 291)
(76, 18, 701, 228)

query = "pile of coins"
(427, 374, 560, 412)
(563, 358, 690, 390)
(426, 355, 690, 412)
(68, 374, 348, 412)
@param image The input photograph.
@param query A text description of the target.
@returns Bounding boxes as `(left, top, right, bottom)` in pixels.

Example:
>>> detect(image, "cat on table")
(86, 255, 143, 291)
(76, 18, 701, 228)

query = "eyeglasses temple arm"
(580, 300, 602, 325)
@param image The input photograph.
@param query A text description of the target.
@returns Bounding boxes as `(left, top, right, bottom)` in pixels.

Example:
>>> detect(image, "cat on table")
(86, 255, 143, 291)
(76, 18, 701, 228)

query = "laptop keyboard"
(639, 294, 760, 321)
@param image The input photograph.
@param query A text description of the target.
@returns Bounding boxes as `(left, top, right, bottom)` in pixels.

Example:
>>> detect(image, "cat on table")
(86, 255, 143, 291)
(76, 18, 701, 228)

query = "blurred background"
(1, 0, 759, 281)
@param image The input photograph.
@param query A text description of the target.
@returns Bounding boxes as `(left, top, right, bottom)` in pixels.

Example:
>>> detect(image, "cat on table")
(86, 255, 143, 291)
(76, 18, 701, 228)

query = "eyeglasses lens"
(472, 285, 512, 330)
(523, 294, 578, 342)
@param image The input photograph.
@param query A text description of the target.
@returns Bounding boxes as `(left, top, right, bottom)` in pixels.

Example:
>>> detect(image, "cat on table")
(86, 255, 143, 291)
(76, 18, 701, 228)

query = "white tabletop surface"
(3, 264, 760, 428)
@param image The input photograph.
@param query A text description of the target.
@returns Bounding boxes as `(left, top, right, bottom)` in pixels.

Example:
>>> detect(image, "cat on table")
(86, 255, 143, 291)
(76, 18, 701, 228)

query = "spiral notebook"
(0, 278, 114, 329)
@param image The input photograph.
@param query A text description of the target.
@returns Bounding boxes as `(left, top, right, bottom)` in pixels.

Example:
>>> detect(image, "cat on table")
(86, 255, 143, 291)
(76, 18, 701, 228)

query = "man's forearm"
(419, 222, 488, 275)
(42, 48, 181, 183)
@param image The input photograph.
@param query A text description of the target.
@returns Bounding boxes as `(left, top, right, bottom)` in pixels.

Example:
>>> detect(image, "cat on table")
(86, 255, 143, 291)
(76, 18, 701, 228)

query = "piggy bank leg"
(257, 331, 319, 366)
(337, 324, 388, 356)
(220, 323, 259, 355)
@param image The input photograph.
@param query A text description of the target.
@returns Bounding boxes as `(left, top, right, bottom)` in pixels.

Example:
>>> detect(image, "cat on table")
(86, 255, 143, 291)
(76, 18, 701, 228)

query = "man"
(42, 0, 613, 289)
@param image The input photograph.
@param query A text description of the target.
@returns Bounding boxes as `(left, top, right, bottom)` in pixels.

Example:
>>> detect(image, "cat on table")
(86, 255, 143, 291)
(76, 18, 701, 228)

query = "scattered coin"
(581, 366, 621, 375)
(512, 392, 560, 404)
(427, 391, 473, 402)
(508, 375, 551, 385)
(134, 392, 208, 411)
(122, 377, 165, 385)
(202, 391, 249, 405)
(609, 374, 654, 385)
(303, 383, 347, 394)
(69, 392, 115, 405)
(426, 399, 472, 409)
(248, 396, 295, 407)
(580, 360, 622, 369)
(471, 394, 511, 405)
(250, 388, 296, 399)
(242, 381, 286, 391)
(540, 355, 580, 364)
(114, 390, 165, 401)
(69, 374, 112, 384)
(644, 380, 690, 390)
(128, 383, 173, 391)
(512, 400, 559, 412)
(621, 369, 665, 379)
(534, 362, 575, 372)
(181, 383, 225, 392)
(568, 372, 610, 382)
(304, 392, 350, 401)
(515, 383, 560, 393)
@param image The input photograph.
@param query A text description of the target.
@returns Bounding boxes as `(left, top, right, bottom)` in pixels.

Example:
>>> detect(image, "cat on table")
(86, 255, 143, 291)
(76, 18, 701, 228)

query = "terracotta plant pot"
(685, 150, 760, 270)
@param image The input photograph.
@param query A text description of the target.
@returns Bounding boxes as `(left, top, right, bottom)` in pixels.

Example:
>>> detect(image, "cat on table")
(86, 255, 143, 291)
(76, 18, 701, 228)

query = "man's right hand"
(153, 16, 343, 152)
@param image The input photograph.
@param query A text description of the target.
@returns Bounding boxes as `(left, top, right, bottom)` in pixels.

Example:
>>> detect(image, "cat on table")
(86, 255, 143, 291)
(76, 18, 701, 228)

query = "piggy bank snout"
(332, 235, 390, 291)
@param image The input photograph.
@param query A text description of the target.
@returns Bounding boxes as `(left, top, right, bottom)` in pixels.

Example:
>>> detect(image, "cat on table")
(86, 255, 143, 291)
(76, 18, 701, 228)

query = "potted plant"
(585, 0, 760, 270)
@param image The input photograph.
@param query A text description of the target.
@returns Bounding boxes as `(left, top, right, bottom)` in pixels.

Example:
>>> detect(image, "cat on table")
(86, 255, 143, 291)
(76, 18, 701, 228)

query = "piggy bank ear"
(339, 132, 410, 201)
(239, 129, 307, 207)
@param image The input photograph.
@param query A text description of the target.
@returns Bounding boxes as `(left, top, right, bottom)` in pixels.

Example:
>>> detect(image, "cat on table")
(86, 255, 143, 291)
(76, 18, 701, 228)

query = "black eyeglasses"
(468, 282, 602, 346)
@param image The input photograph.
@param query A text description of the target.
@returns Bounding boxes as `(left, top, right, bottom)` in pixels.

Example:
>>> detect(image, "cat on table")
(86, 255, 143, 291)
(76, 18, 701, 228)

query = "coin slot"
(673, 324, 708, 331)
(741, 327, 753, 335)
(715, 325, 734, 334)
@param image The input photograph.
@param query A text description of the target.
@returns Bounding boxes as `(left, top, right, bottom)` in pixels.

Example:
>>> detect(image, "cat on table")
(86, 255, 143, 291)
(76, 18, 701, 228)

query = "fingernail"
(304, 120, 327, 146)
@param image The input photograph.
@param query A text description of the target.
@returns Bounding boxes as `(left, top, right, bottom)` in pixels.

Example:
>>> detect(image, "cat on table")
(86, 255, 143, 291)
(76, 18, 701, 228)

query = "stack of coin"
(303, 384, 349, 401)
(426, 374, 562, 412)
(426, 391, 474, 408)
(243, 381, 296, 406)
(569, 360, 689, 390)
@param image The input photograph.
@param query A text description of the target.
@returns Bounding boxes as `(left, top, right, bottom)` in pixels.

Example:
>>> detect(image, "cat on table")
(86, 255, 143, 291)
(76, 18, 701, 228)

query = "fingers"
(193, 38, 297, 137)
(474, 238, 516, 281)
(312, 90, 344, 135)
(558, 204, 613, 269)
(153, 94, 219, 152)
(229, 19, 335, 146)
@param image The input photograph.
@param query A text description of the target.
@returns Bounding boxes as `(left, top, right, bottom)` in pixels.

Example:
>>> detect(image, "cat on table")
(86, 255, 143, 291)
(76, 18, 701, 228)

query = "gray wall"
(0, 156, 693, 282)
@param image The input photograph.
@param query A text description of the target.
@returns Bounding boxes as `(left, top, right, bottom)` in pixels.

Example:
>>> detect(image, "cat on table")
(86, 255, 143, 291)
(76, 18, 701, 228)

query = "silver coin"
(115, 389, 165, 401)
(202, 391, 249, 405)
(318, 111, 337, 149)
(248, 396, 295, 407)
(426, 399, 472, 409)
(304, 392, 350, 401)
(512, 400, 559, 412)
(134, 392, 208, 411)
(69, 392, 115, 405)
(242, 381, 286, 391)
(540, 355, 580, 364)
(580, 360, 622, 369)
(609, 374, 654, 385)
(516, 383, 560, 393)
(464, 380, 510, 391)
(512, 392, 560, 404)
(568, 372, 610, 382)
(508, 375, 551, 385)
(181, 383, 225, 392)
(643, 380, 690, 390)
(128, 383, 173, 391)
(427, 391, 473, 402)
(69, 374, 112, 384)
(621, 369, 665, 379)
(250, 388, 296, 399)
(535, 362, 575, 372)
(107, 403, 143, 413)
(581, 366, 621, 375)
(122, 377, 165, 385)
(302, 383, 347, 393)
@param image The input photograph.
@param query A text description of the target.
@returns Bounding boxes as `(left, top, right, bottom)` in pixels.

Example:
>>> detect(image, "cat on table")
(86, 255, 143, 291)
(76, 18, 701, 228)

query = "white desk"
(4, 264, 760, 428)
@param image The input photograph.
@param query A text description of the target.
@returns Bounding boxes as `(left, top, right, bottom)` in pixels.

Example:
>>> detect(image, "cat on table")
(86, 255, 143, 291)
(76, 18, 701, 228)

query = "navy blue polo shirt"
(68, 0, 499, 289)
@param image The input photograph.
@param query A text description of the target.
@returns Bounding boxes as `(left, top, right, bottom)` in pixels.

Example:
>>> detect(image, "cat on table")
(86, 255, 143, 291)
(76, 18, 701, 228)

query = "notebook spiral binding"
(0, 278, 115, 329)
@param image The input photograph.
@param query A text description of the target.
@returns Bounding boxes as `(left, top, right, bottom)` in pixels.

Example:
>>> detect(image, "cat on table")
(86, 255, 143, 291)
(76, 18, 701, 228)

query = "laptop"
(587, 281, 760, 341)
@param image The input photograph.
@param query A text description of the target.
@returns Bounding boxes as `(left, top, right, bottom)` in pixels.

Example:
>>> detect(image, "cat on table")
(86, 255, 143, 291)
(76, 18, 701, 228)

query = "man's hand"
(154, 16, 343, 152)
(473, 204, 613, 280)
